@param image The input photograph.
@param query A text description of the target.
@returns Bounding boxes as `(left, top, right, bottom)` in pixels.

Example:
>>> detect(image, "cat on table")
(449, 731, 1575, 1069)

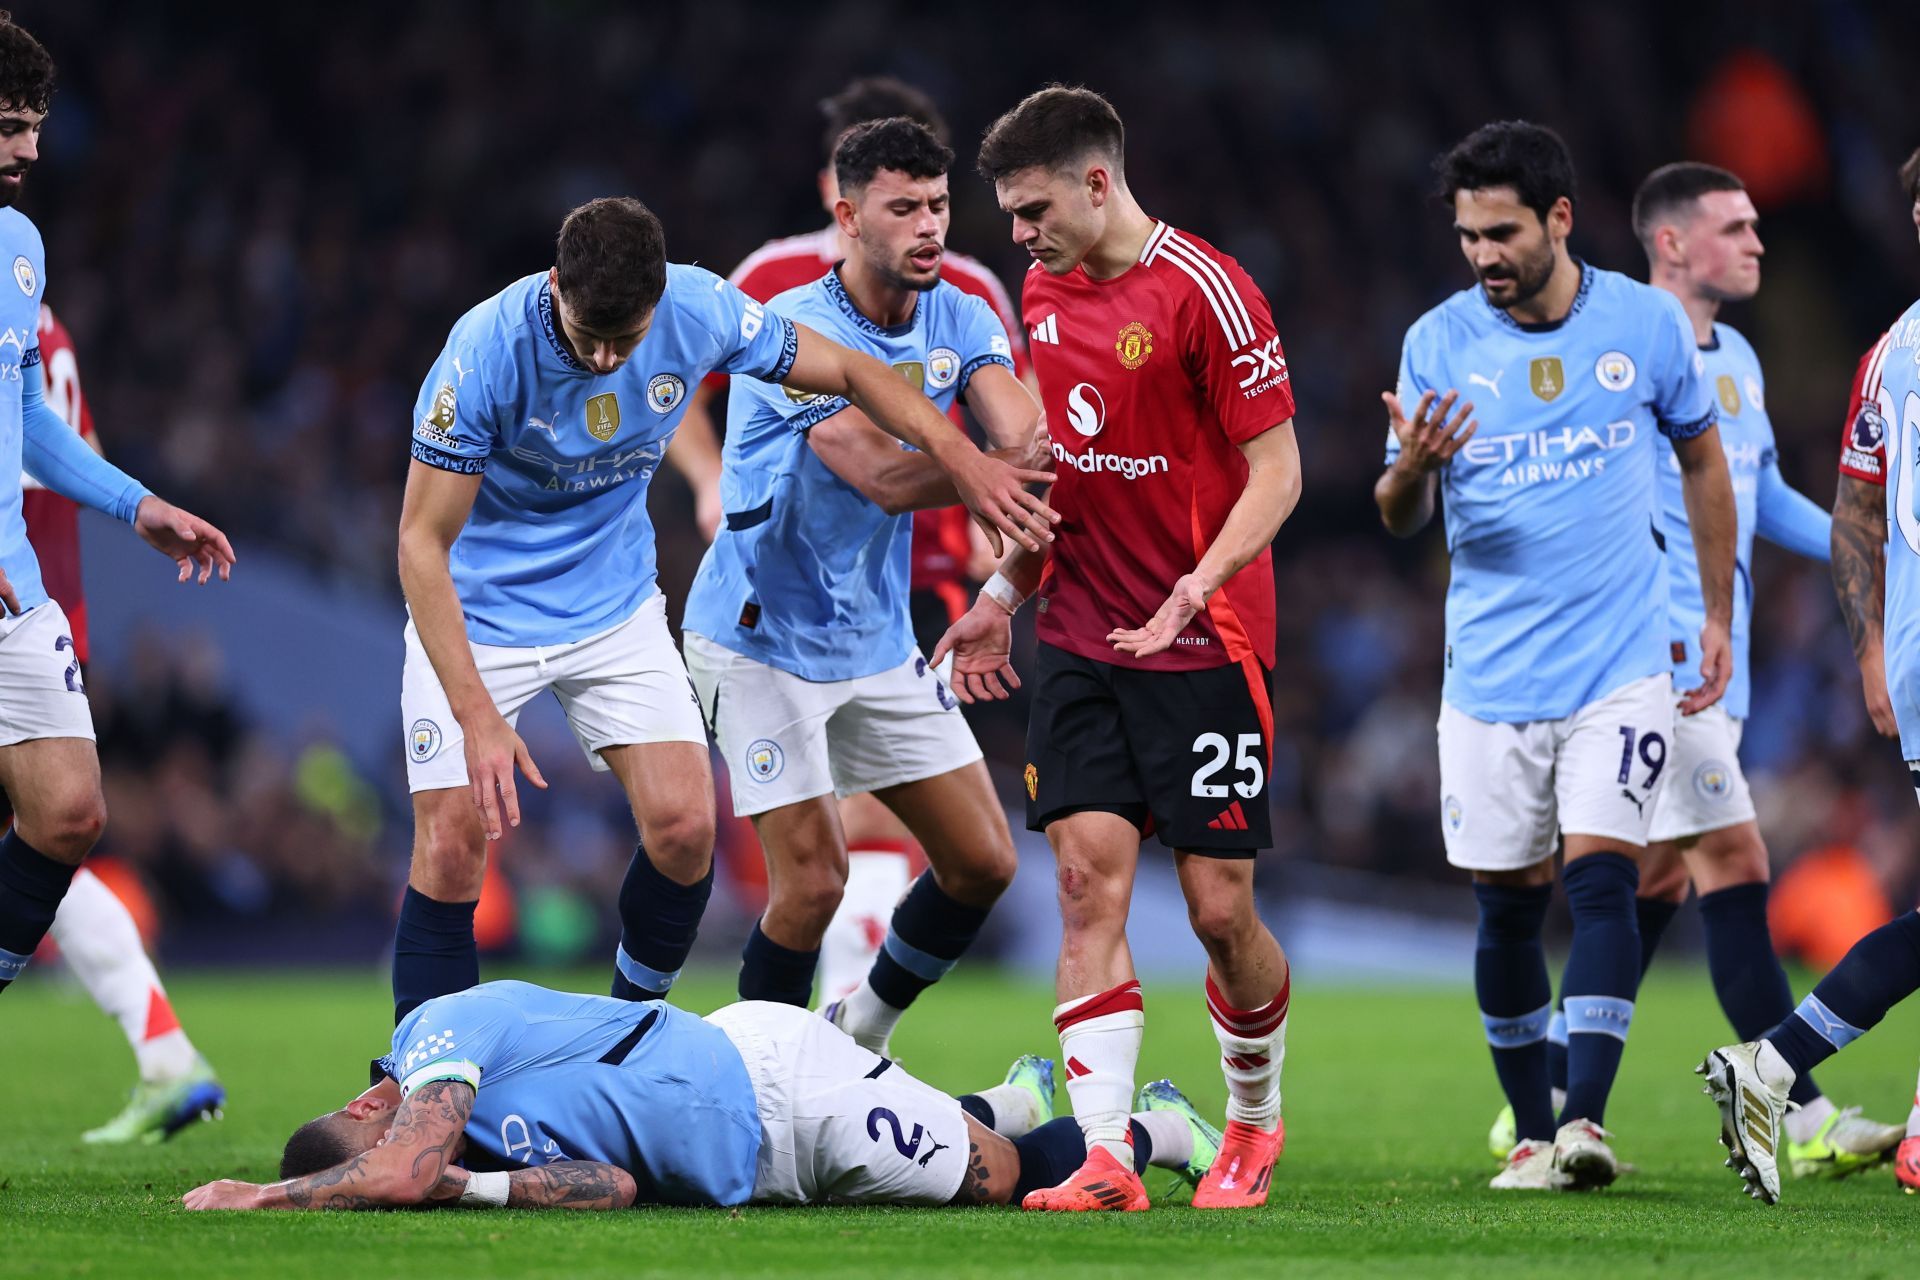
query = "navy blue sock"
(1547, 896, 1674, 1095)
(1559, 852, 1640, 1126)
(0, 830, 78, 993)
(738, 920, 818, 1005)
(391, 887, 478, 1025)
(1765, 910, 1920, 1078)
(611, 844, 714, 1002)
(1473, 880, 1555, 1142)
(1699, 882, 1820, 1105)
(1636, 896, 1680, 972)
(1010, 1117, 1153, 1199)
(867, 873, 992, 1011)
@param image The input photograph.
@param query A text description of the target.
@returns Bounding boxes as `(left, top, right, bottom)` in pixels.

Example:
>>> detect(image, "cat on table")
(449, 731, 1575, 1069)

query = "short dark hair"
(1433, 121, 1577, 224)
(280, 1114, 360, 1180)
(1631, 162, 1746, 251)
(834, 118, 953, 197)
(1901, 147, 1920, 204)
(0, 12, 53, 116)
(820, 77, 947, 161)
(977, 85, 1125, 185)
(554, 197, 667, 332)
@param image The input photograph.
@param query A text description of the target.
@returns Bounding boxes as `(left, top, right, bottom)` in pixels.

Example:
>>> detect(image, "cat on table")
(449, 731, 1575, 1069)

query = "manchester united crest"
(586, 392, 621, 442)
(1024, 762, 1038, 801)
(1115, 321, 1154, 371)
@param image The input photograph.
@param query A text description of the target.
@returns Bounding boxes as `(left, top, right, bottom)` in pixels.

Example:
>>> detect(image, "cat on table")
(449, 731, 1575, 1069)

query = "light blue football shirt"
(0, 212, 150, 623)
(1658, 322, 1829, 721)
(1392, 264, 1716, 722)
(383, 981, 762, 1207)
(1870, 302, 1920, 758)
(411, 267, 799, 646)
(683, 270, 1012, 681)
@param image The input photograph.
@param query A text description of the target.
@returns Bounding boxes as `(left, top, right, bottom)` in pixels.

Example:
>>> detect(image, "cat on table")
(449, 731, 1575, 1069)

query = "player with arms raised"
(393, 197, 1053, 1025)
(0, 13, 236, 1005)
(939, 86, 1302, 1211)
(1379, 123, 1733, 1190)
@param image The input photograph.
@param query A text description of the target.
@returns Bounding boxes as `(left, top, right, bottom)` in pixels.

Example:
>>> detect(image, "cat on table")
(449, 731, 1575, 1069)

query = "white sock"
(1207, 971, 1287, 1130)
(815, 850, 911, 1006)
(1907, 1061, 1920, 1140)
(1550, 1087, 1568, 1115)
(1056, 980, 1145, 1162)
(48, 869, 199, 1082)
(1131, 1108, 1193, 1170)
(1784, 1093, 1837, 1145)
(970, 1082, 1044, 1138)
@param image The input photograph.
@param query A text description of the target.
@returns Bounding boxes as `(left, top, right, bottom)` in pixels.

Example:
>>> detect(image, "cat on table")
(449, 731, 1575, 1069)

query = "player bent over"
(393, 198, 1054, 1024)
(0, 15, 237, 1004)
(940, 88, 1302, 1210)
(1489, 162, 1900, 1177)
(1701, 154, 1920, 1204)
(683, 119, 1041, 1047)
(181, 980, 1221, 1211)
(1377, 123, 1734, 1190)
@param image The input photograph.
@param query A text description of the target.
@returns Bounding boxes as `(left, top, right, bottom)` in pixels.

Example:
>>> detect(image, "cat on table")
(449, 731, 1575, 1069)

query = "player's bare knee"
(639, 807, 715, 884)
(932, 841, 1016, 906)
(1186, 892, 1258, 958)
(24, 791, 105, 862)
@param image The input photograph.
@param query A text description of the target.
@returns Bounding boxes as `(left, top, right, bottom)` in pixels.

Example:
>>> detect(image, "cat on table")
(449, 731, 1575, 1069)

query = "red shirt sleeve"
(1839, 332, 1890, 486)
(1183, 252, 1295, 445)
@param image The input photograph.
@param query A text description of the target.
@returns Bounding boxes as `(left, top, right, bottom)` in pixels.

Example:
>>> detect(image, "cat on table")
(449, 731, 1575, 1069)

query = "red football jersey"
(1838, 330, 1893, 486)
(23, 304, 96, 662)
(719, 226, 1031, 598)
(1024, 221, 1294, 672)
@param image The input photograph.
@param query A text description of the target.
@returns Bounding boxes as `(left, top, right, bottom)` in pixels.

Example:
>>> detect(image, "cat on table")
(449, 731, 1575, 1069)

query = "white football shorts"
(400, 592, 707, 793)
(704, 1000, 969, 1206)
(1646, 705, 1755, 842)
(1437, 672, 1674, 871)
(0, 601, 94, 746)
(683, 633, 981, 818)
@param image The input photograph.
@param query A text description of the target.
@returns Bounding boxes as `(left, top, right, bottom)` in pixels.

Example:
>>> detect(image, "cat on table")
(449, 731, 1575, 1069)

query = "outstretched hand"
(134, 496, 236, 585)
(930, 598, 1020, 703)
(1108, 574, 1210, 658)
(1382, 389, 1477, 474)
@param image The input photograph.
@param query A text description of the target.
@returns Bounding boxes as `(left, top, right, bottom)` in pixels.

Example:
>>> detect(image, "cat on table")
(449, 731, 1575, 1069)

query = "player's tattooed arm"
(1832, 474, 1897, 736)
(952, 1138, 997, 1205)
(186, 1080, 477, 1211)
(427, 1161, 638, 1210)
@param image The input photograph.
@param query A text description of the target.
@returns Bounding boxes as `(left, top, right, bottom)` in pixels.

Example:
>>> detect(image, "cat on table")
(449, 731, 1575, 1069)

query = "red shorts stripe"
(1056, 979, 1145, 1032)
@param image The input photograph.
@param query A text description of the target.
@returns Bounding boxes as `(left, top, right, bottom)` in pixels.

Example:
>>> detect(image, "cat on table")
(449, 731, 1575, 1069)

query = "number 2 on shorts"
(1191, 732, 1264, 799)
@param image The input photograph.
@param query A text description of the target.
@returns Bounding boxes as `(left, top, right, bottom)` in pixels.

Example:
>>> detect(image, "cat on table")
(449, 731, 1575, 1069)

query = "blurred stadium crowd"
(21, 0, 1920, 962)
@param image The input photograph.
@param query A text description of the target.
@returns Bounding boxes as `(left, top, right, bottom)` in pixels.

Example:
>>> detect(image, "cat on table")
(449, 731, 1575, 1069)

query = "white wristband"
(981, 572, 1027, 615)
(459, 1170, 510, 1207)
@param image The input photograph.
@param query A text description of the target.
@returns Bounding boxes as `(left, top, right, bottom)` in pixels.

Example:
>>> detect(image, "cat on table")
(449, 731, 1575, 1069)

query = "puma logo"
(917, 1136, 950, 1168)
(527, 410, 560, 440)
(1620, 789, 1646, 819)
(1468, 369, 1504, 400)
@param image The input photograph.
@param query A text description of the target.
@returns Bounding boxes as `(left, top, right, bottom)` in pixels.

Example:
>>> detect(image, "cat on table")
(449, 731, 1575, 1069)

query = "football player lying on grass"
(183, 981, 1217, 1211)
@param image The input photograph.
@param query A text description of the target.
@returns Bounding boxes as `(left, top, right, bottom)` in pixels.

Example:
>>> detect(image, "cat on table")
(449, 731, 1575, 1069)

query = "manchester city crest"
(647, 374, 686, 414)
(746, 738, 784, 783)
(12, 255, 33, 297)
(1593, 351, 1636, 393)
(409, 718, 443, 763)
(927, 347, 960, 390)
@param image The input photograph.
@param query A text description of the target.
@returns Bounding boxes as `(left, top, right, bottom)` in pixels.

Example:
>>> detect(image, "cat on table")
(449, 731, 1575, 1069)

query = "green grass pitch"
(2, 964, 1917, 1279)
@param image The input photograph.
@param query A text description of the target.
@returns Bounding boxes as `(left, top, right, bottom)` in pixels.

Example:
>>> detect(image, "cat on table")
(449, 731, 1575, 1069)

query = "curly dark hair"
(834, 117, 953, 196)
(0, 12, 52, 116)
(1434, 121, 1577, 224)
(977, 85, 1125, 184)
(554, 196, 667, 332)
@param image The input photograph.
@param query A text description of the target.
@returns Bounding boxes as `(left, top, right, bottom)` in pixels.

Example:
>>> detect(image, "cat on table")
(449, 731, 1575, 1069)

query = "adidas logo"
(1208, 801, 1250, 831)
(1030, 313, 1059, 345)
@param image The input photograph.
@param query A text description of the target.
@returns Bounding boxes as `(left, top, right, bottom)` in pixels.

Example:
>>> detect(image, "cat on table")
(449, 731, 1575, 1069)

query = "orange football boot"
(1021, 1143, 1150, 1212)
(1897, 1136, 1920, 1194)
(1191, 1119, 1283, 1208)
